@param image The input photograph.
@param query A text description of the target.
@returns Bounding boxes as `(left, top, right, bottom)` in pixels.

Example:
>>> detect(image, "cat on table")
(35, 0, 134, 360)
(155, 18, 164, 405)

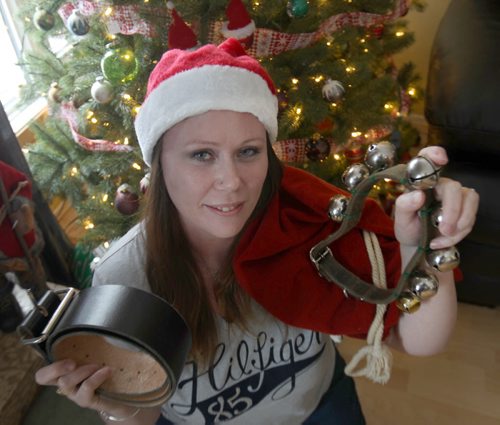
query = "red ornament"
(114, 183, 139, 215)
(370, 24, 384, 39)
(344, 140, 364, 164)
(314, 117, 335, 133)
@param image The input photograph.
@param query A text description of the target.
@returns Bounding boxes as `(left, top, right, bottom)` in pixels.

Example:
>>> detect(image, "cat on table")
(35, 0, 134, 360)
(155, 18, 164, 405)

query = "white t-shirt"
(92, 224, 336, 424)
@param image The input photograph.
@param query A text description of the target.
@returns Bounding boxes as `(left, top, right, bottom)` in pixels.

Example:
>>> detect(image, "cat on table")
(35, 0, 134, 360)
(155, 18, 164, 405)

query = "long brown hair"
(143, 136, 283, 365)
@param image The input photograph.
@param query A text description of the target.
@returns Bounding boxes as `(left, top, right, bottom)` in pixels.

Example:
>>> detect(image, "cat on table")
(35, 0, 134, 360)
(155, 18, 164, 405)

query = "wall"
(394, 0, 452, 114)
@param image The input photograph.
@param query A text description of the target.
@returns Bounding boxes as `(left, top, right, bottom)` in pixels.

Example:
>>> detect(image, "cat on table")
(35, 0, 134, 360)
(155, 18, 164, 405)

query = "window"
(0, 0, 25, 114)
(0, 0, 46, 134)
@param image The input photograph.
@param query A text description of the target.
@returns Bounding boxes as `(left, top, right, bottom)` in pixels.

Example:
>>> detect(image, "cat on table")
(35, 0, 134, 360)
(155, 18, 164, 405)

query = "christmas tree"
(17, 0, 424, 248)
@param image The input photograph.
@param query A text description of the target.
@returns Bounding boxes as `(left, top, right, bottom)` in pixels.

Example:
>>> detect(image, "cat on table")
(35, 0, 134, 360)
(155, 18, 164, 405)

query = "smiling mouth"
(207, 203, 243, 214)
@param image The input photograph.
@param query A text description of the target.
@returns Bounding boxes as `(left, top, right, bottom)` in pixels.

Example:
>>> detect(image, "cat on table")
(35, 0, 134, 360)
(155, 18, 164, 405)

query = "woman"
(35, 39, 479, 424)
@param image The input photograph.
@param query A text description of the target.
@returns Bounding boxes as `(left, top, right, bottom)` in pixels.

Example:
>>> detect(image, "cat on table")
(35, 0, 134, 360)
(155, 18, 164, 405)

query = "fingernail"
(429, 240, 440, 249)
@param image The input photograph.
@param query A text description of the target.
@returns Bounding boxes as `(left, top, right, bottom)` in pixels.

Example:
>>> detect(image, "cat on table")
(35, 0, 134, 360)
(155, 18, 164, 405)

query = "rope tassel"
(344, 230, 393, 384)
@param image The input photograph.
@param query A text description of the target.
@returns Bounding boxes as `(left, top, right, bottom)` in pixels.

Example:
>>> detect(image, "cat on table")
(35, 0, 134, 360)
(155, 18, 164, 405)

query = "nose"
(214, 158, 241, 191)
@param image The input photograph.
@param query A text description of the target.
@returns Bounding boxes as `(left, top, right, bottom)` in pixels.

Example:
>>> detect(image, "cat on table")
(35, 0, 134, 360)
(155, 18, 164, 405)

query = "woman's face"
(161, 110, 268, 246)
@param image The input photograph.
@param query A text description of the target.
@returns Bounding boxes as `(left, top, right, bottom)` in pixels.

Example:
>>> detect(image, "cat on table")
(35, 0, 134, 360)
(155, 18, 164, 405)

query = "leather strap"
(18, 285, 191, 407)
(310, 164, 434, 304)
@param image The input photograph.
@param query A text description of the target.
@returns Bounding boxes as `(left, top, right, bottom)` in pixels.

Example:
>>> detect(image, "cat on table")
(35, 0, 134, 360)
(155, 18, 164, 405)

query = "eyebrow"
(185, 137, 266, 147)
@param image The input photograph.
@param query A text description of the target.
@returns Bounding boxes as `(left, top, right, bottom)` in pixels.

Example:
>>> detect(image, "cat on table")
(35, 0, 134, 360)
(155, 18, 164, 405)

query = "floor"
(19, 302, 500, 425)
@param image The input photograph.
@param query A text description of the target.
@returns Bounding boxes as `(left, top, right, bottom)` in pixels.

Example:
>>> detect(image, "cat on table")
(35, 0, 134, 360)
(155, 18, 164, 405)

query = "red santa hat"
(221, 0, 256, 47)
(135, 38, 278, 166)
(167, 3, 198, 50)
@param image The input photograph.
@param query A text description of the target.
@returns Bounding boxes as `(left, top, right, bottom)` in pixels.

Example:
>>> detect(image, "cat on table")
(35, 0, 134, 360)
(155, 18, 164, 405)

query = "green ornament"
(100, 45, 139, 84)
(287, 0, 309, 18)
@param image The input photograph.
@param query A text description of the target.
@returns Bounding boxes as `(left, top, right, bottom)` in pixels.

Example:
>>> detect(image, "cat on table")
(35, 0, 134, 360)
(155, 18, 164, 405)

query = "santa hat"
(135, 38, 278, 166)
(167, 4, 198, 50)
(221, 0, 256, 42)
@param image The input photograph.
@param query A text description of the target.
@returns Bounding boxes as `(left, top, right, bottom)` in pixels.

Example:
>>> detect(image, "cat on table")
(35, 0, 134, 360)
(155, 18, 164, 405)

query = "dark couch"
(425, 0, 500, 306)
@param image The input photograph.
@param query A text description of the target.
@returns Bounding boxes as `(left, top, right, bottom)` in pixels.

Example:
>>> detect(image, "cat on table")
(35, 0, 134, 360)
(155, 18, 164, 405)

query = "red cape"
(0, 160, 36, 258)
(234, 166, 402, 339)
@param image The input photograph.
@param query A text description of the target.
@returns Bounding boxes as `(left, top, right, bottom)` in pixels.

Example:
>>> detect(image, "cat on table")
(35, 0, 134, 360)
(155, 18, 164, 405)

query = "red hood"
(234, 165, 402, 338)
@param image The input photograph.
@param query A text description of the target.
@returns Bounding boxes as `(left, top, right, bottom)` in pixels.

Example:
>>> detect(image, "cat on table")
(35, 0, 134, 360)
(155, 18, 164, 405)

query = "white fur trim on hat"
(221, 20, 256, 40)
(135, 64, 278, 166)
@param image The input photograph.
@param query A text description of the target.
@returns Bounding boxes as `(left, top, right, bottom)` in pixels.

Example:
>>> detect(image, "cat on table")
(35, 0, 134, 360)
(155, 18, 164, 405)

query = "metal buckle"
(20, 287, 79, 346)
(309, 246, 333, 280)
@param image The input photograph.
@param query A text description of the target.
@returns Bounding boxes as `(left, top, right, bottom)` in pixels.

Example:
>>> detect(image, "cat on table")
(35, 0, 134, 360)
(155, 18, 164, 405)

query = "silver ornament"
(67, 10, 90, 36)
(364, 141, 396, 172)
(322, 79, 345, 102)
(91, 76, 114, 104)
(408, 270, 439, 300)
(426, 246, 460, 272)
(406, 156, 440, 189)
(430, 205, 443, 228)
(327, 194, 349, 222)
(342, 163, 370, 191)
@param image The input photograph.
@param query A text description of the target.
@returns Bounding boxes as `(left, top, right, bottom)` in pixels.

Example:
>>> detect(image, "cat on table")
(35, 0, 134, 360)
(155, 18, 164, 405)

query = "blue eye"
(239, 147, 260, 158)
(191, 150, 213, 161)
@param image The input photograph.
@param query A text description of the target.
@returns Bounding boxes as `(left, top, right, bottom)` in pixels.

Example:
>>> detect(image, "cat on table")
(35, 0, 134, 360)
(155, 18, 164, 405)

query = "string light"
(395, 31, 405, 37)
(102, 194, 109, 202)
(314, 75, 324, 83)
(333, 154, 341, 160)
(295, 106, 302, 115)
(345, 66, 356, 73)
(291, 78, 299, 85)
(351, 131, 362, 138)
(408, 87, 416, 96)
(104, 241, 110, 249)
(124, 137, 129, 145)
(104, 7, 113, 17)
(70, 167, 78, 176)
(132, 163, 142, 170)
(384, 102, 395, 110)
(84, 219, 95, 230)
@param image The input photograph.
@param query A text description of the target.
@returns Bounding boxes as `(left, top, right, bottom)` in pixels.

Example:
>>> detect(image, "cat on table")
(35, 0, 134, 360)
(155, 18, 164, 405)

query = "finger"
(456, 188, 479, 233)
(73, 367, 112, 409)
(394, 190, 425, 245)
(416, 146, 448, 167)
(57, 364, 102, 396)
(434, 178, 463, 236)
(430, 187, 479, 249)
(35, 360, 76, 386)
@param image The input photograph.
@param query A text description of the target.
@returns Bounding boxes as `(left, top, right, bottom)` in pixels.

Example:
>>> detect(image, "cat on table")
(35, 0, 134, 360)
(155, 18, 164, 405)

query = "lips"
(206, 203, 243, 215)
